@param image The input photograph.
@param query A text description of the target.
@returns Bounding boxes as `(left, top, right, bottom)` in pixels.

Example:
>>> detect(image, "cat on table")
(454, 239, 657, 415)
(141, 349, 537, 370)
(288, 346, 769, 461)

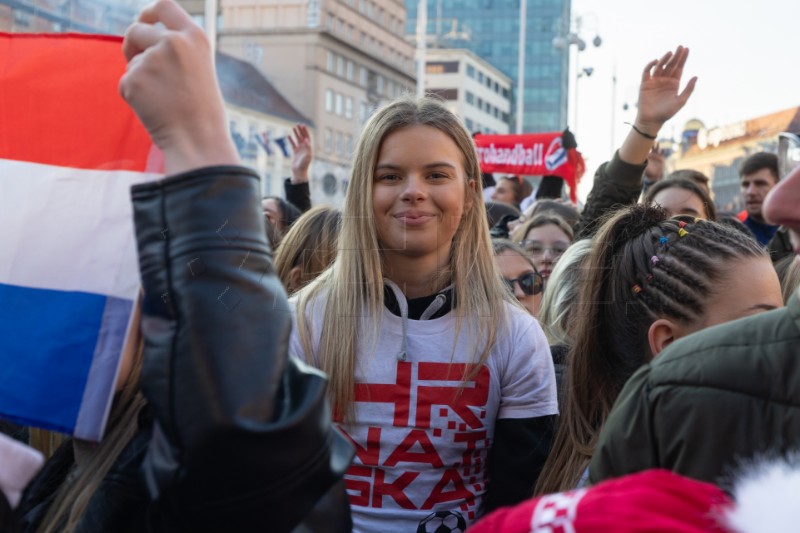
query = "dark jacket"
(589, 290, 800, 488)
(284, 178, 311, 213)
(575, 151, 648, 239)
(17, 166, 353, 532)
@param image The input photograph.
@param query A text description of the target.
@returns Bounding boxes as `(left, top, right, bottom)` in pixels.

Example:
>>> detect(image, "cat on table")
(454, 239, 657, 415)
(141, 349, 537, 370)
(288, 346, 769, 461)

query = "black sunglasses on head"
(504, 271, 544, 296)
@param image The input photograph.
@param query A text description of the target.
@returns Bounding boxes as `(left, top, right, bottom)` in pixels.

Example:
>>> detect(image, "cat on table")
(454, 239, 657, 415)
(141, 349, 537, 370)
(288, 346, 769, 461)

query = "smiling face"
(523, 223, 571, 280)
(372, 124, 473, 271)
(652, 186, 708, 219)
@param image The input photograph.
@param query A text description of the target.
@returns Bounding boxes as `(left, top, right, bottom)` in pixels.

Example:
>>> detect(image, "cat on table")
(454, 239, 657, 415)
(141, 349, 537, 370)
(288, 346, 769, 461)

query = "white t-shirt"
(290, 295, 557, 533)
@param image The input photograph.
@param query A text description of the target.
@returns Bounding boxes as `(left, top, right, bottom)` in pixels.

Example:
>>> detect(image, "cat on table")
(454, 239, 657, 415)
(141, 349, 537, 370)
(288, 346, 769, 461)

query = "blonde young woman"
(291, 96, 558, 532)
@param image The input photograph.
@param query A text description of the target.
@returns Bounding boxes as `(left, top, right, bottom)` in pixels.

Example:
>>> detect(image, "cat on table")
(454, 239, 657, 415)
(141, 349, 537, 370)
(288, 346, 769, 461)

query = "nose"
(401, 174, 427, 202)
(541, 248, 554, 261)
(764, 165, 800, 228)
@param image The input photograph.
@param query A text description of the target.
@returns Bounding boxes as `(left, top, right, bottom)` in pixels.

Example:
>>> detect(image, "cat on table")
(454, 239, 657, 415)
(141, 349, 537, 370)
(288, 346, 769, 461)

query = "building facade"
(201, 0, 416, 205)
(424, 48, 511, 134)
(0, 0, 145, 33)
(668, 107, 800, 211)
(405, 0, 570, 133)
(3, 0, 314, 199)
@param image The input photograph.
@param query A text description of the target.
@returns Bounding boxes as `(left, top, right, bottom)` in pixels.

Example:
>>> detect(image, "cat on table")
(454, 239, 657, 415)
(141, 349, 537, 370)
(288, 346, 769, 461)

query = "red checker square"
(458, 423, 467, 432)
(460, 502, 469, 511)
(439, 407, 448, 417)
(475, 458, 482, 467)
(448, 420, 456, 430)
(473, 484, 482, 492)
(468, 511, 475, 520)
(469, 476, 476, 484)
(433, 428, 442, 437)
(479, 410, 486, 419)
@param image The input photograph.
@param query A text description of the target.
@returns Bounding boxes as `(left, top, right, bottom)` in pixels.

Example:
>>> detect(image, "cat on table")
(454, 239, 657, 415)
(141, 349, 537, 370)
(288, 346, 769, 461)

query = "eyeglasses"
(518, 240, 569, 258)
(778, 132, 800, 179)
(504, 271, 544, 296)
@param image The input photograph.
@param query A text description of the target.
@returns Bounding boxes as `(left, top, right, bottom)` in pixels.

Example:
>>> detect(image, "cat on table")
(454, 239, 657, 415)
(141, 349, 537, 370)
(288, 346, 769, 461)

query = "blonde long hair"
(39, 331, 146, 533)
(294, 96, 510, 420)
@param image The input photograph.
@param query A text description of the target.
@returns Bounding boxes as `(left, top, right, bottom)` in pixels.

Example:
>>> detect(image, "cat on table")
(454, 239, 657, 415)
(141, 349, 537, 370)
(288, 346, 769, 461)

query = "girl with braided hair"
(535, 204, 783, 495)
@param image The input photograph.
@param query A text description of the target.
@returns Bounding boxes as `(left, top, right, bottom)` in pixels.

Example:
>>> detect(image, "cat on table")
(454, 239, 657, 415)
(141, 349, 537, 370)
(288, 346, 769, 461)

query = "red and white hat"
(470, 469, 733, 533)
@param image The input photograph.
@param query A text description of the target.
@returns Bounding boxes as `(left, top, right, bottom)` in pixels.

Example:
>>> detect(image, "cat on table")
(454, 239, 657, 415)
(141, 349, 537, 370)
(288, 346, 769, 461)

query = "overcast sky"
(566, 0, 800, 201)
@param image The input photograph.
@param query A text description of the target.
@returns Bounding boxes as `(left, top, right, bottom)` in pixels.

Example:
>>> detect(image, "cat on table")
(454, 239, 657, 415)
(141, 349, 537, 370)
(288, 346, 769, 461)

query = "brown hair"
(535, 204, 765, 495)
(644, 177, 718, 221)
(274, 205, 341, 295)
(511, 213, 574, 244)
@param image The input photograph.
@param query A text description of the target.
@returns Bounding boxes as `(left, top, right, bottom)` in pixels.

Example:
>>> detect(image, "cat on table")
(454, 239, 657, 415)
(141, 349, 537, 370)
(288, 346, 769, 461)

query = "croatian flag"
(0, 33, 161, 441)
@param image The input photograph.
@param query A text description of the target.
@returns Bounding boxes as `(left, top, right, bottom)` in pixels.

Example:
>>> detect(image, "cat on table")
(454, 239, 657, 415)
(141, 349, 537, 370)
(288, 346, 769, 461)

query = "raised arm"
(121, 2, 351, 530)
(284, 123, 313, 212)
(576, 46, 697, 238)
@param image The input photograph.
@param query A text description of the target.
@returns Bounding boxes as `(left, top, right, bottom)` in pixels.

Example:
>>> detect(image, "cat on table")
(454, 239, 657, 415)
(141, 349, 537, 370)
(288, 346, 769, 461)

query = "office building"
(668, 107, 800, 211)
(424, 48, 511, 134)
(406, 0, 570, 133)
(203, 0, 416, 205)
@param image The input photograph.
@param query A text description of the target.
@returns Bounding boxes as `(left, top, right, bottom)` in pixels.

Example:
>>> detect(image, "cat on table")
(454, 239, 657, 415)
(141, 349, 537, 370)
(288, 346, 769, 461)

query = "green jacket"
(589, 290, 800, 487)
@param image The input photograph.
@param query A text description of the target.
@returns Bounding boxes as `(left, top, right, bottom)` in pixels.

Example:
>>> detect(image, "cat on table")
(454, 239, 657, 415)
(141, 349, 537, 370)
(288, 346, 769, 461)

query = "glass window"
(359, 66, 368, 86)
(325, 89, 334, 112)
(466, 91, 474, 104)
(477, 71, 484, 83)
(327, 51, 335, 72)
(346, 134, 354, 155)
(324, 128, 333, 153)
(345, 96, 353, 119)
(337, 56, 345, 77)
(336, 131, 344, 155)
(465, 118, 473, 130)
(346, 60, 355, 81)
(360, 101, 369, 124)
(466, 64, 475, 78)
(376, 75, 384, 94)
(335, 93, 343, 115)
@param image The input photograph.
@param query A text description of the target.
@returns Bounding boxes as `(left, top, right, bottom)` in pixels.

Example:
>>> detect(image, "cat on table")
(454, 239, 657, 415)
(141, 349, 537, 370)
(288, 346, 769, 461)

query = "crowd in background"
(2, 1, 800, 532)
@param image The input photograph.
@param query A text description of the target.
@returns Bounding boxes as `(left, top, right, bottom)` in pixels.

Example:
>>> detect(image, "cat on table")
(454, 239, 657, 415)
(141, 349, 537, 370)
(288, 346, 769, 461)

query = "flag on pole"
(255, 131, 273, 156)
(274, 136, 291, 158)
(0, 33, 161, 441)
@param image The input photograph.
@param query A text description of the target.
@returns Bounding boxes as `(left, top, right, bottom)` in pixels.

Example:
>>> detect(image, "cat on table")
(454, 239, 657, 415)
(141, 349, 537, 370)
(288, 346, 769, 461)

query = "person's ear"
(465, 179, 476, 212)
(647, 318, 681, 359)
(288, 266, 303, 292)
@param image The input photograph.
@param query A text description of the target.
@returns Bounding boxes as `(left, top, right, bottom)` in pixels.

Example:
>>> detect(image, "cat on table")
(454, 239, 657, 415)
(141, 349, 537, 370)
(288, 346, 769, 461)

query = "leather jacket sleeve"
(131, 166, 352, 532)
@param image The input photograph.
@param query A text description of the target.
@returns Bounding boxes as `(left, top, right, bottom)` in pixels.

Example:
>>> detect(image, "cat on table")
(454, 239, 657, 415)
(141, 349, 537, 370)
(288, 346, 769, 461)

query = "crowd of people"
(2, 1, 800, 532)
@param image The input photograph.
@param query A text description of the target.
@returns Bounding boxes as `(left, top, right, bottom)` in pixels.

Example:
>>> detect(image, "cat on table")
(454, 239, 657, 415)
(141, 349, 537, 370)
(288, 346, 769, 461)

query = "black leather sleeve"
(131, 166, 352, 532)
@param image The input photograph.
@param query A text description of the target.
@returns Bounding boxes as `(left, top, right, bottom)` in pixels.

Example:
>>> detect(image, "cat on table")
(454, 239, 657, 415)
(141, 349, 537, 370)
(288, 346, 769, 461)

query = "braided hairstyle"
(535, 204, 765, 495)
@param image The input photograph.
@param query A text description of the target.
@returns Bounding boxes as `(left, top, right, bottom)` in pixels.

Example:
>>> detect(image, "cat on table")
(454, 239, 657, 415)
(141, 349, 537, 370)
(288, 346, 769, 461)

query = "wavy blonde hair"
(294, 96, 510, 420)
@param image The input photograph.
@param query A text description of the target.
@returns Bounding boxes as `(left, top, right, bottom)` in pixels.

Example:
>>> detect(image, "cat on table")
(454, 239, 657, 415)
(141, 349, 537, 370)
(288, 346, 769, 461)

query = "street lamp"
(552, 15, 601, 136)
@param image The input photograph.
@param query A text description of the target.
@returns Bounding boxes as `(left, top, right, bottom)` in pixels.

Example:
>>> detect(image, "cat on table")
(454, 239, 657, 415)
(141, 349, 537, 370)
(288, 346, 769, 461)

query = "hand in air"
(635, 46, 697, 135)
(289, 124, 313, 184)
(120, 0, 238, 174)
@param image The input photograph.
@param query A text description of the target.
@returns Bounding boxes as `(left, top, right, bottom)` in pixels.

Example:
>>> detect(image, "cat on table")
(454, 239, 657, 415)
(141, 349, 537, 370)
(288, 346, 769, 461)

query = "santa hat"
(471, 469, 733, 533)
